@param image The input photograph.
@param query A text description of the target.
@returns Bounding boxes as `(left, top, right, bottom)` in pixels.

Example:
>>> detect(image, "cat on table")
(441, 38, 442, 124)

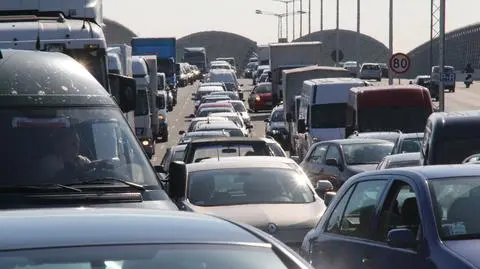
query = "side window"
(325, 145, 342, 162)
(160, 148, 171, 168)
(325, 186, 354, 232)
(327, 180, 389, 239)
(376, 181, 421, 242)
(307, 144, 328, 164)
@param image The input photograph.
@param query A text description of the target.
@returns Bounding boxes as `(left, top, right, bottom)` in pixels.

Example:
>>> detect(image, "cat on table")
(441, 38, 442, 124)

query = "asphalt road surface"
(151, 77, 480, 165)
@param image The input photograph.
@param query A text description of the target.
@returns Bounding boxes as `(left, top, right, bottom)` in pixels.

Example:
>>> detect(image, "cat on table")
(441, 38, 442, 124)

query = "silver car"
(359, 63, 382, 81)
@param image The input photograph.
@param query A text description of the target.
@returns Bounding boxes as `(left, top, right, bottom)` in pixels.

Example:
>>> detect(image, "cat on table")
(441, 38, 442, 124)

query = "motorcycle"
(465, 73, 473, 88)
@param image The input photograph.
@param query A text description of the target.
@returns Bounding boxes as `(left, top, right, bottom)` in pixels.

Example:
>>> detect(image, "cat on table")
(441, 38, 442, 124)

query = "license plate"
(135, 128, 143, 136)
(442, 74, 455, 81)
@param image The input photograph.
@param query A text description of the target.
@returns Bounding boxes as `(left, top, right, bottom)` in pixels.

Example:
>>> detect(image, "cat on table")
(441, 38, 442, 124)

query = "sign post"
(389, 53, 411, 82)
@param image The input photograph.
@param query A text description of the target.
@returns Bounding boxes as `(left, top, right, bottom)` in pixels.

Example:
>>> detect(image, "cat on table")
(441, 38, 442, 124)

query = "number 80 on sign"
(389, 53, 411, 74)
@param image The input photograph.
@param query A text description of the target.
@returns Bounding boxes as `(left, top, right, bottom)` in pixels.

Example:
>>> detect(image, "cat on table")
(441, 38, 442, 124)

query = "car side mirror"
(109, 73, 136, 113)
(264, 118, 270, 123)
(315, 180, 334, 197)
(324, 191, 336, 206)
(325, 158, 339, 167)
(387, 228, 417, 249)
(178, 130, 185, 135)
(168, 161, 187, 200)
(240, 84, 244, 87)
(297, 119, 306, 133)
(189, 114, 195, 118)
(290, 155, 300, 164)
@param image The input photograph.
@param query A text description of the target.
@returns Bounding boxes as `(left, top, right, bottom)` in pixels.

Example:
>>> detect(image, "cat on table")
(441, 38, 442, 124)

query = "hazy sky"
(103, 0, 480, 53)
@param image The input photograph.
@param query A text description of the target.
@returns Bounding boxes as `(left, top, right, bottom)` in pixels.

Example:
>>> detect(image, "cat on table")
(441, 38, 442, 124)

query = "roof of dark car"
(0, 208, 266, 250)
(0, 49, 115, 107)
(357, 164, 480, 181)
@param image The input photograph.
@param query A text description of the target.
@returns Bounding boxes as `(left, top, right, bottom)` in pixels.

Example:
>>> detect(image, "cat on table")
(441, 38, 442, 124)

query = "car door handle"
(362, 257, 372, 266)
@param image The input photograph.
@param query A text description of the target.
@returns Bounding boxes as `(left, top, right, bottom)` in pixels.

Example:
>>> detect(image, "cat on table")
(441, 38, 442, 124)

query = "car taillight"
(255, 95, 261, 101)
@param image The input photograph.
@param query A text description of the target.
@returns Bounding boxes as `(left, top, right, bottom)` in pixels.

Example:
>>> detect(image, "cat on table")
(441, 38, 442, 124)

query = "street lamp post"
(356, 0, 360, 70)
(256, 9, 306, 42)
(308, 0, 311, 34)
(388, 0, 394, 85)
(320, 0, 323, 31)
(300, 0, 303, 37)
(335, 0, 339, 65)
(293, 0, 296, 39)
(272, 0, 294, 41)
(439, 0, 445, 111)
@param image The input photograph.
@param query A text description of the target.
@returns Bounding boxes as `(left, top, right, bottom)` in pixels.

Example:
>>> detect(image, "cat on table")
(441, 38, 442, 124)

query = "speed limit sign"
(389, 53, 411, 74)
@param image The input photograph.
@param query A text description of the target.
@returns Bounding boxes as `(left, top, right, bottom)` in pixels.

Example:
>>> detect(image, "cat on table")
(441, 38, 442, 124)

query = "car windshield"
(311, 103, 347, 128)
(358, 107, 430, 133)
(386, 160, 420, 169)
(362, 65, 379, 70)
(190, 144, 272, 163)
(271, 109, 284, 122)
(198, 108, 235, 117)
(229, 102, 246, 112)
(255, 84, 272, 94)
(0, 244, 288, 269)
(135, 89, 149, 116)
(188, 168, 314, 206)
(188, 120, 227, 132)
(343, 143, 394, 165)
(208, 73, 235, 83)
(400, 137, 422, 153)
(195, 127, 244, 137)
(434, 138, 480, 164)
(0, 107, 159, 187)
(429, 177, 480, 240)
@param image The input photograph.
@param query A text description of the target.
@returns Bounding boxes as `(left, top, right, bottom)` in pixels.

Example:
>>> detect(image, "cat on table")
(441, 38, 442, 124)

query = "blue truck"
(131, 38, 177, 90)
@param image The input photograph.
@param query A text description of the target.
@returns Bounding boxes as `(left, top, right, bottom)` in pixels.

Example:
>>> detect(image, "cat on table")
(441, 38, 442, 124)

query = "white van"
(300, 78, 369, 141)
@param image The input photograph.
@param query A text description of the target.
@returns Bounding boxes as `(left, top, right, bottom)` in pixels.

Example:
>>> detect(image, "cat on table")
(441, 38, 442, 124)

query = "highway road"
(151, 78, 480, 165)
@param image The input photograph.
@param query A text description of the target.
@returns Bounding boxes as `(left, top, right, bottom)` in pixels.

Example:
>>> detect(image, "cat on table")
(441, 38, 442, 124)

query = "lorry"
(281, 66, 351, 160)
(132, 55, 160, 158)
(0, 0, 136, 120)
(257, 45, 270, 66)
(107, 44, 135, 129)
(131, 38, 177, 91)
(183, 47, 207, 76)
(269, 42, 323, 106)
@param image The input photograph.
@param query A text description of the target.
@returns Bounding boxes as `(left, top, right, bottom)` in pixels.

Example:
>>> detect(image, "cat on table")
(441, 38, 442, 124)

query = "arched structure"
(103, 18, 138, 45)
(406, 22, 480, 77)
(294, 29, 389, 66)
(177, 31, 257, 70)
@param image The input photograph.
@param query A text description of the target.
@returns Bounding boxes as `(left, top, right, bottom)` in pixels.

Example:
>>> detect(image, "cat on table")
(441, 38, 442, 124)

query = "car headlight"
(158, 114, 165, 121)
(272, 129, 279, 134)
(142, 140, 150, 146)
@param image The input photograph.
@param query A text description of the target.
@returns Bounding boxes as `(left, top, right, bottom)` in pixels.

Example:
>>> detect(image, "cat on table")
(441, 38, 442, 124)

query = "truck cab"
(132, 56, 155, 158)
(156, 88, 169, 142)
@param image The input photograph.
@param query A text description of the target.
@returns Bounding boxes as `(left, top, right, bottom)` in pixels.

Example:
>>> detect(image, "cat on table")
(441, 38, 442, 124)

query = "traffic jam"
(0, 1, 479, 269)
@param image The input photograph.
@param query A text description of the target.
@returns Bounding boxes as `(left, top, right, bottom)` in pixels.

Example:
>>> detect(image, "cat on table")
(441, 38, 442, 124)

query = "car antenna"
(35, 21, 41, 51)
(81, 0, 87, 30)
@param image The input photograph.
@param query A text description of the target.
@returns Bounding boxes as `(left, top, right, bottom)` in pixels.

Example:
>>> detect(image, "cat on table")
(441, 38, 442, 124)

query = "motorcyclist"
(465, 63, 475, 74)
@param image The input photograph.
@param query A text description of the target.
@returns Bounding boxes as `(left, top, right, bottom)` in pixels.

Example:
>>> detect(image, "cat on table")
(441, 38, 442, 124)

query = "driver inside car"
(38, 127, 92, 179)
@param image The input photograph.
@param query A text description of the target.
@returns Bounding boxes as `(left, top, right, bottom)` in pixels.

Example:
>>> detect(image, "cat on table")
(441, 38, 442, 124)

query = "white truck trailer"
(281, 66, 351, 160)
(0, 0, 136, 114)
(269, 42, 323, 107)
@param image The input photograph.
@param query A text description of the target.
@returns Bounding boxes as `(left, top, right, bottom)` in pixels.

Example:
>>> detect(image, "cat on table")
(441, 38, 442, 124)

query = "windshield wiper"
(67, 177, 146, 191)
(0, 184, 82, 193)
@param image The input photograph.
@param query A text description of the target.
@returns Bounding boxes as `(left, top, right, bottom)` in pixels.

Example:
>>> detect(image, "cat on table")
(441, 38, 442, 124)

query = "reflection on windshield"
(198, 108, 234, 117)
(358, 107, 430, 133)
(231, 102, 246, 112)
(430, 177, 480, 240)
(66, 49, 108, 89)
(0, 244, 288, 269)
(343, 143, 394, 165)
(188, 168, 314, 206)
(255, 84, 272, 93)
(0, 108, 158, 186)
(400, 138, 422, 153)
(135, 90, 149, 116)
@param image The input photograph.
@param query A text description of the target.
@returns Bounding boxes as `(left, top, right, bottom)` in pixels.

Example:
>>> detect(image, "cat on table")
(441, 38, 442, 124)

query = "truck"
(270, 42, 323, 106)
(131, 38, 177, 90)
(281, 66, 351, 160)
(257, 45, 270, 66)
(183, 47, 207, 75)
(107, 44, 135, 129)
(0, 0, 136, 119)
(132, 55, 159, 159)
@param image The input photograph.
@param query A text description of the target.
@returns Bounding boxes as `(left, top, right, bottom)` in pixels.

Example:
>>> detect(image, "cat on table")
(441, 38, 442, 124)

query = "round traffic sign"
(389, 53, 411, 74)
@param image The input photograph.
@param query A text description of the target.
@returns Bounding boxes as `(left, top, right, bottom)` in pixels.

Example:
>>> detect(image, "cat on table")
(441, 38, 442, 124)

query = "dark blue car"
(300, 165, 480, 269)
